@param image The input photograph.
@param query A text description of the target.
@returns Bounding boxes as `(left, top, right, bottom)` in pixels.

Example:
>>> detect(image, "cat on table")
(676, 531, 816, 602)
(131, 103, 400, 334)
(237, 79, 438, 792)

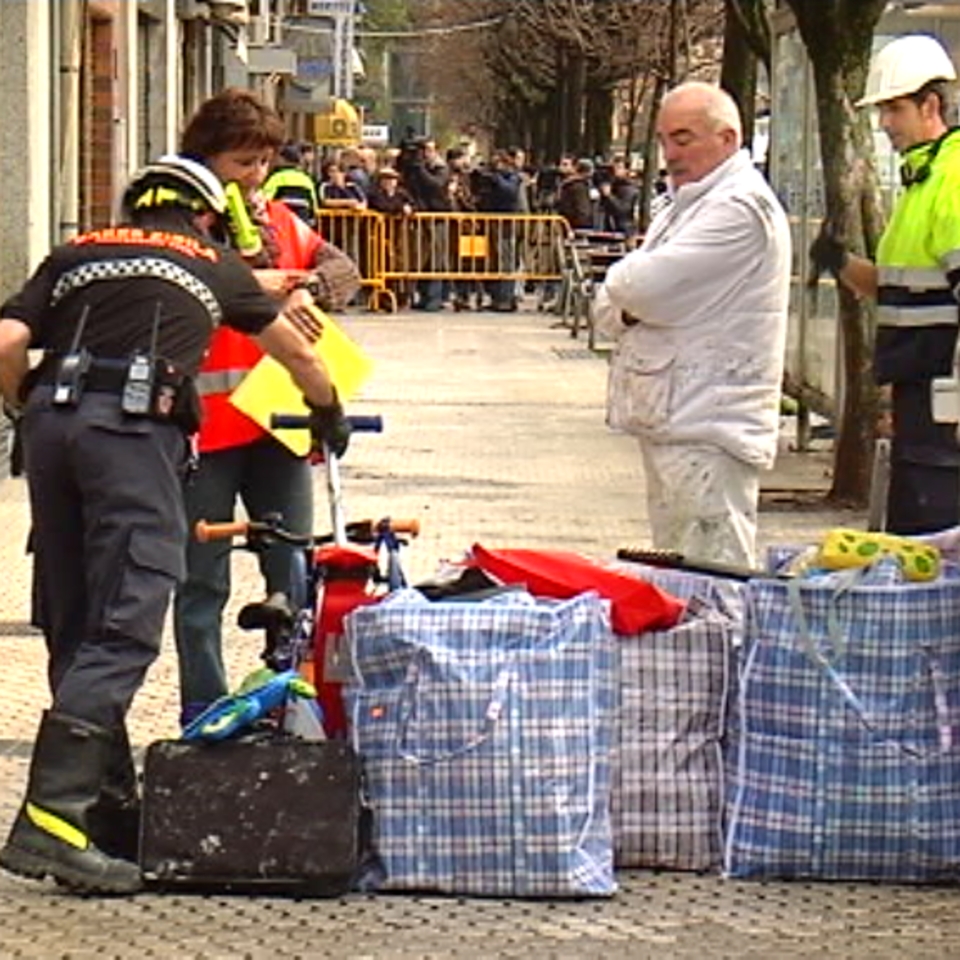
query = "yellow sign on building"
(311, 98, 362, 147)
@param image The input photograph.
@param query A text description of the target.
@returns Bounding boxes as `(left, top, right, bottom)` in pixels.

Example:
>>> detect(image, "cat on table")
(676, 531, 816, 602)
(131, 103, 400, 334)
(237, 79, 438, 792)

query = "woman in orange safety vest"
(172, 88, 359, 724)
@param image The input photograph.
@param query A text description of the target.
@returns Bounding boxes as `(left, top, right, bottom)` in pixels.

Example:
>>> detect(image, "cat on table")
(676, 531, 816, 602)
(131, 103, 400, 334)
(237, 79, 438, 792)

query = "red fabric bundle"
(470, 545, 685, 635)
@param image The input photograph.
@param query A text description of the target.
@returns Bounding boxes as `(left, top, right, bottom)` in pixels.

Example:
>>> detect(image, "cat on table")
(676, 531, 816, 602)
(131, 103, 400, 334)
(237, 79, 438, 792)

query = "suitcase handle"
(394, 657, 513, 767)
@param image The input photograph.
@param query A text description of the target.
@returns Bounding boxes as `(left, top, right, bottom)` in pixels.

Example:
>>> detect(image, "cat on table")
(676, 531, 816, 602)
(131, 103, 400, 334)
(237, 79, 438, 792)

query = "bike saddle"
(237, 592, 296, 632)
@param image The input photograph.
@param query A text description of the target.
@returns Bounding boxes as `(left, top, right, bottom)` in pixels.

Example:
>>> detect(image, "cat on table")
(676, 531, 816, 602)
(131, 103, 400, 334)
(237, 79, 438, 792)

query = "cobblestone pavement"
(2, 306, 956, 960)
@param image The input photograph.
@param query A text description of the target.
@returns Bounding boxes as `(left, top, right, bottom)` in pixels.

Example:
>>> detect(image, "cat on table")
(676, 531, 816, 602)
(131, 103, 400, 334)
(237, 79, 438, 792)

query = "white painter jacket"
(595, 149, 791, 469)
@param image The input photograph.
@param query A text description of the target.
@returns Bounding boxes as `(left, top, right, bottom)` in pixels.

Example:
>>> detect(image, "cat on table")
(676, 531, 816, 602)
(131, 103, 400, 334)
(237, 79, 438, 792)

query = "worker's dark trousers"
(22, 388, 187, 728)
(173, 437, 313, 709)
(887, 381, 960, 535)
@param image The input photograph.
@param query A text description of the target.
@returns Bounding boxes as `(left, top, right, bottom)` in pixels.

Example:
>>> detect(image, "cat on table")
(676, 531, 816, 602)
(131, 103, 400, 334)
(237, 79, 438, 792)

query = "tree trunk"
(585, 86, 614, 158)
(567, 51, 587, 154)
(720, 0, 758, 150)
(668, 0, 681, 83)
(808, 57, 883, 504)
(623, 72, 650, 165)
(640, 74, 668, 232)
(552, 45, 569, 157)
(785, 0, 888, 505)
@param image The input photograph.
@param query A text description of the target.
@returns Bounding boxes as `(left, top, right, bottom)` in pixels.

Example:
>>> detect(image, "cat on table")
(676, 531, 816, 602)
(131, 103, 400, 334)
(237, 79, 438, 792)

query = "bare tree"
(423, 0, 722, 160)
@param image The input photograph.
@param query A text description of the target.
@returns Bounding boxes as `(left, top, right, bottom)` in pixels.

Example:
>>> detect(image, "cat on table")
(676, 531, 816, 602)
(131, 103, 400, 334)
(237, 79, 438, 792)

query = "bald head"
(657, 82, 743, 189)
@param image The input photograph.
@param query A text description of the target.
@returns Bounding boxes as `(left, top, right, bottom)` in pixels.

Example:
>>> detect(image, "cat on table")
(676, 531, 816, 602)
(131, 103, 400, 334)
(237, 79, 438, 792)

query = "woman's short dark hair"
(180, 88, 286, 159)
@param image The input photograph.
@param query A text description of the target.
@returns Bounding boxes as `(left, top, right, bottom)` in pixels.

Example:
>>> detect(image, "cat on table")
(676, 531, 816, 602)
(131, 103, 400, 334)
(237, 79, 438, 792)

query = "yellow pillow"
(817, 528, 941, 582)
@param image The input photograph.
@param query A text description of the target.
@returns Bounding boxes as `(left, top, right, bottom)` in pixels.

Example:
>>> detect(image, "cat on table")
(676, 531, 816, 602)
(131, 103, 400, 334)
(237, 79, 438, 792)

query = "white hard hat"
(857, 34, 957, 107)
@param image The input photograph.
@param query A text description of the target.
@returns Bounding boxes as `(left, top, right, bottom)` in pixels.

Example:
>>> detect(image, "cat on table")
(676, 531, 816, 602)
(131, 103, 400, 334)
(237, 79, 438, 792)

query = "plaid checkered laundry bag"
(344, 588, 617, 897)
(613, 594, 735, 871)
(611, 560, 746, 853)
(725, 557, 960, 882)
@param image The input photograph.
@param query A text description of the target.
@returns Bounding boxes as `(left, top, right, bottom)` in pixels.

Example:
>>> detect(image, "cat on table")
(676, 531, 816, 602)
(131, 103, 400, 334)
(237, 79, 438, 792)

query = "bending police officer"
(811, 34, 960, 533)
(0, 156, 350, 895)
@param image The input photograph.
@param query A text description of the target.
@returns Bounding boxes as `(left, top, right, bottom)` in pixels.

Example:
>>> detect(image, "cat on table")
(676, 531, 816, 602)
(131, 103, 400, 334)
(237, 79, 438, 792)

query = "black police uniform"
(1, 224, 279, 728)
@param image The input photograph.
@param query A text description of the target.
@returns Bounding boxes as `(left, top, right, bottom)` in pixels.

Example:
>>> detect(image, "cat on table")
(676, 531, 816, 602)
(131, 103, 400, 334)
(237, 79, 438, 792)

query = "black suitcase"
(140, 736, 362, 895)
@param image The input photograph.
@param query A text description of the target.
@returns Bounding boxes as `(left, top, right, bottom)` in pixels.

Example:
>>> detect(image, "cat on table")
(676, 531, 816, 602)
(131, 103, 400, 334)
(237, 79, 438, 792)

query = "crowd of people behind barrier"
(262, 137, 655, 311)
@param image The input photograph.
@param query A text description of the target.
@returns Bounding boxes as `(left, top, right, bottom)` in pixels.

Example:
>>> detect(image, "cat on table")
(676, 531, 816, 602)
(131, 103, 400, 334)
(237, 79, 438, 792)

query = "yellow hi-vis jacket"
(874, 128, 960, 385)
(262, 166, 320, 225)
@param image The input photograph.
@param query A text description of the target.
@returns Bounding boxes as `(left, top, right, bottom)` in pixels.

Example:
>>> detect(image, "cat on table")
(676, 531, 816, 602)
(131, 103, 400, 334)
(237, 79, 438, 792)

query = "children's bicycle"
(190, 415, 420, 739)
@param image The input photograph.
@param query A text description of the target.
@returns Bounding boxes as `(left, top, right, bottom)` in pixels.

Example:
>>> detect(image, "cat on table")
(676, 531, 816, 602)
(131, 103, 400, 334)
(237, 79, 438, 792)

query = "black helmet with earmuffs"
(121, 154, 227, 220)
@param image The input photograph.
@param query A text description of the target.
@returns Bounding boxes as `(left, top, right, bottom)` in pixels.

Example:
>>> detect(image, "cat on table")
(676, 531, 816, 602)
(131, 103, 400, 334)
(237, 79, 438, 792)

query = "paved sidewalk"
(3, 306, 956, 959)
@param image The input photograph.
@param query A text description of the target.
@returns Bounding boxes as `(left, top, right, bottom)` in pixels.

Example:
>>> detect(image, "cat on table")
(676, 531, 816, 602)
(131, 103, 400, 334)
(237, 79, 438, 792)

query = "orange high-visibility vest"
(195, 200, 324, 453)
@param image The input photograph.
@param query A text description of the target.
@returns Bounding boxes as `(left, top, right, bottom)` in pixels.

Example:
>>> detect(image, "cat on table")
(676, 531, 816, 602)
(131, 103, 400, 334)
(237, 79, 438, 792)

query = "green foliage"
(355, 0, 412, 123)
(361, 0, 410, 31)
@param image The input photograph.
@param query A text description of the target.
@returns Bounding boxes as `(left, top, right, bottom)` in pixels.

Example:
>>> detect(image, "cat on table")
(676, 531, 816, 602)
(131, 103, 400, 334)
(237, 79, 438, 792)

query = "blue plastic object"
(180, 668, 317, 742)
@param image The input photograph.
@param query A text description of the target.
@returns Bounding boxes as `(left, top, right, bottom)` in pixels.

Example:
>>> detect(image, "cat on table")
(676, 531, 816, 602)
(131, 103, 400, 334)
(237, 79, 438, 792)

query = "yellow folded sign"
(229, 306, 374, 456)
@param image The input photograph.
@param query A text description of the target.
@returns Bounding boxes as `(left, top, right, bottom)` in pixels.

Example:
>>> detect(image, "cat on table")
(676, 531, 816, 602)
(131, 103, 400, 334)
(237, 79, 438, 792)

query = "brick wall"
(81, 14, 116, 230)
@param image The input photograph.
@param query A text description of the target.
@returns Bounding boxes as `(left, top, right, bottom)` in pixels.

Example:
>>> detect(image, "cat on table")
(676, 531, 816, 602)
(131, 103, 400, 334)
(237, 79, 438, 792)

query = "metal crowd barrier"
(316, 210, 570, 312)
(316, 209, 395, 312)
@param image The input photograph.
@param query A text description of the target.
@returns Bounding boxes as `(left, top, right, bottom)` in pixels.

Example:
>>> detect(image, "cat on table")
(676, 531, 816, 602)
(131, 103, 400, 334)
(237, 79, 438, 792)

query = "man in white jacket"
(595, 82, 791, 567)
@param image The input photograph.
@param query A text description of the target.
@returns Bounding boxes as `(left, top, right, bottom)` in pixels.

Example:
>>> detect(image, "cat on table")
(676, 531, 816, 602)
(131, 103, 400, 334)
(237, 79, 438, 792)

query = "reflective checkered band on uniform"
(49, 257, 223, 325)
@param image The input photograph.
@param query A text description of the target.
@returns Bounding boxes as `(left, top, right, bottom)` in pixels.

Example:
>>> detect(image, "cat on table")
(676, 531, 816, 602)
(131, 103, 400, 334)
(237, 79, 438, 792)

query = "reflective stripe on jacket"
(196, 199, 323, 453)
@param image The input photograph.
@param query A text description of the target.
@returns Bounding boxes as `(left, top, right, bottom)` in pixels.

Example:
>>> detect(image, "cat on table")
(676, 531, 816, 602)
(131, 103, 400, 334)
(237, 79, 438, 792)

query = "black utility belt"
(32, 354, 200, 433)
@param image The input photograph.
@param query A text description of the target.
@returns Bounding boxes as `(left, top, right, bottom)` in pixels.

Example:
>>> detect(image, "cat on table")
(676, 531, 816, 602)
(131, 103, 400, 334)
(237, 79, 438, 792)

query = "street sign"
(362, 123, 390, 145)
(307, 0, 355, 14)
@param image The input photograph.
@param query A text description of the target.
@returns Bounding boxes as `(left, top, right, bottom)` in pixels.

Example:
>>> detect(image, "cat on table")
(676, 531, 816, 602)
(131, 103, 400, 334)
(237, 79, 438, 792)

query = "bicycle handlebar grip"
(195, 519, 249, 543)
(348, 415, 384, 433)
(269, 413, 384, 433)
(386, 518, 421, 538)
(270, 414, 309, 430)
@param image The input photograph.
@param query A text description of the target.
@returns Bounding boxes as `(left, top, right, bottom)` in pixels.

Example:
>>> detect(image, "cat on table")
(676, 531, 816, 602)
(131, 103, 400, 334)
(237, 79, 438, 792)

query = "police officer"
(0, 155, 350, 895)
(810, 34, 960, 533)
(262, 141, 321, 229)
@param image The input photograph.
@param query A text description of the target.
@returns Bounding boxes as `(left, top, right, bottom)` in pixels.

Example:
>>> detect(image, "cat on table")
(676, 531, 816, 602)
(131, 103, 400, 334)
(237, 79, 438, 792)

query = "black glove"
(307, 389, 351, 459)
(808, 222, 847, 287)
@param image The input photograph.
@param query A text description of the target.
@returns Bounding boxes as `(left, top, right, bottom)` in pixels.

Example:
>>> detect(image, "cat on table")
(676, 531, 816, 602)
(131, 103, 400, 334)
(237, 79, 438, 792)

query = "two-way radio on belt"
(121, 302, 161, 416)
(52, 304, 92, 407)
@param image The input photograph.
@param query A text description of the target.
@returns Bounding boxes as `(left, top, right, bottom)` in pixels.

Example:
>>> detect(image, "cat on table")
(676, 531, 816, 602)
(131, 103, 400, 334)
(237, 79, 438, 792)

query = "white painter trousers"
(640, 440, 760, 569)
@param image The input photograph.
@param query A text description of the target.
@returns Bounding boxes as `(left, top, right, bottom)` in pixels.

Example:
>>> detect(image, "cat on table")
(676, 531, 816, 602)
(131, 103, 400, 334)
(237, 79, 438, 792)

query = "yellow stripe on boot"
(817, 528, 941, 581)
(25, 802, 89, 850)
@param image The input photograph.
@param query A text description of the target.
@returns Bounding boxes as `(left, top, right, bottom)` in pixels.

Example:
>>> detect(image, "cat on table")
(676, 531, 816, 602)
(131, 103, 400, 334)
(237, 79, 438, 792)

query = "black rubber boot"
(0, 711, 142, 894)
(87, 723, 141, 864)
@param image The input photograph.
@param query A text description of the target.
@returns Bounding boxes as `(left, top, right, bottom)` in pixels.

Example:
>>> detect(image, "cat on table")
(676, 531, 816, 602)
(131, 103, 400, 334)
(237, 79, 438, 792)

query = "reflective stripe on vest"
(877, 303, 957, 327)
(878, 265, 946, 289)
(195, 367, 249, 396)
(877, 266, 958, 328)
(933, 377, 959, 424)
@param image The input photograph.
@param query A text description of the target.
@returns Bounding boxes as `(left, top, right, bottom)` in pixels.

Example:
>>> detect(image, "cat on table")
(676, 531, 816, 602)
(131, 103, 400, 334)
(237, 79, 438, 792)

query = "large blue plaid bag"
(344, 588, 617, 897)
(725, 557, 960, 882)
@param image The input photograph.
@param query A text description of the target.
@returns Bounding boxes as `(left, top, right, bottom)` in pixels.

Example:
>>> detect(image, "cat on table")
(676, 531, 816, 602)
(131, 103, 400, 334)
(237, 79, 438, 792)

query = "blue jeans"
(173, 436, 313, 709)
(416, 279, 443, 310)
